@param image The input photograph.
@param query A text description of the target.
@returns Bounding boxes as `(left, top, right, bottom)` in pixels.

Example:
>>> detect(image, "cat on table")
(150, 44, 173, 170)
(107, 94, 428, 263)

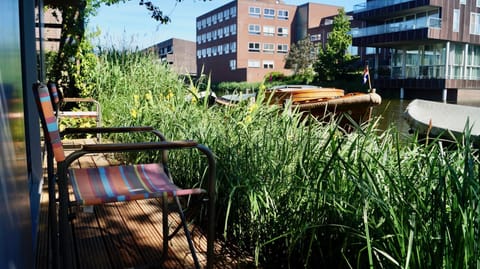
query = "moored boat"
(214, 92, 256, 106)
(404, 99, 480, 145)
(213, 85, 382, 126)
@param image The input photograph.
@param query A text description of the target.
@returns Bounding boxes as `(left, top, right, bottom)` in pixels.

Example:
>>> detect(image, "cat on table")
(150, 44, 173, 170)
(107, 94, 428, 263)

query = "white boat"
(215, 92, 256, 106)
(404, 99, 480, 145)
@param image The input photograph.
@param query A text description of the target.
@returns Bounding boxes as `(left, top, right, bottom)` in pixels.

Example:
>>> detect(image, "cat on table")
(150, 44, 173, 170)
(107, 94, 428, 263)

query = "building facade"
(196, 0, 340, 83)
(147, 38, 197, 76)
(352, 0, 480, 102)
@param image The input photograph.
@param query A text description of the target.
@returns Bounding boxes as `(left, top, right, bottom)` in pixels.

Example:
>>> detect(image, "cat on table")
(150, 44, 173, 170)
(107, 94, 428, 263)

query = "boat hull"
(404, 99, 480, 145)
(293, 92, 382, 125)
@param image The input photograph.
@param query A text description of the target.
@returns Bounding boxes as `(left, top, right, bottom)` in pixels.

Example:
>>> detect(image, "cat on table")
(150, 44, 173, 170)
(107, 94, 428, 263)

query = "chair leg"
(174, 196, 201, 269)
(47, 148, 59, 269)
(161, 194, 169, 262)
(57, 166, 73, 269)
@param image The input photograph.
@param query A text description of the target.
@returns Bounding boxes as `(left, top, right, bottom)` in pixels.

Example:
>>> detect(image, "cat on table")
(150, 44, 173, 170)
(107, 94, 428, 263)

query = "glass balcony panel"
(351, 17, 442, 38)
(353, 0, 414, 13)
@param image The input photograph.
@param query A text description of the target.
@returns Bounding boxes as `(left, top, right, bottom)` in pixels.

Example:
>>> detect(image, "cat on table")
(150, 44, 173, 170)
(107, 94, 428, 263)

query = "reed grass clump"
(87, 50, 480, 268)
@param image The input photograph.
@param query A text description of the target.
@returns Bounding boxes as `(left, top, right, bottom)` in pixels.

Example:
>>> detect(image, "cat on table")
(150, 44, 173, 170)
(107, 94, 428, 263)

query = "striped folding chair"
(33, 82, 216, 269)
(46, 82, 102, 141)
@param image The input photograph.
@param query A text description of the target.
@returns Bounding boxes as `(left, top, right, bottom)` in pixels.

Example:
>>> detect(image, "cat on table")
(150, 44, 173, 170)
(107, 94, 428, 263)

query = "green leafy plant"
(87, 49, 480, 268)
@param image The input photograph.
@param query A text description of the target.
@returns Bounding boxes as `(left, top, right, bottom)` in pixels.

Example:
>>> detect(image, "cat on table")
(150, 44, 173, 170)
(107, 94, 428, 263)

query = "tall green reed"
(86, 50, 479, 268)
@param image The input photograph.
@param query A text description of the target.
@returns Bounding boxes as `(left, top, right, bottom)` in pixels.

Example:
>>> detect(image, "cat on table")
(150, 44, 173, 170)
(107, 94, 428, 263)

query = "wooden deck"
(35, 139, 251, 269)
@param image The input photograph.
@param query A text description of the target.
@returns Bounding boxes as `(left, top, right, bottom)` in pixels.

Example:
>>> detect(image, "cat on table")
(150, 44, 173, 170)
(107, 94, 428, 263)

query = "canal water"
(371, 98, 480, 136)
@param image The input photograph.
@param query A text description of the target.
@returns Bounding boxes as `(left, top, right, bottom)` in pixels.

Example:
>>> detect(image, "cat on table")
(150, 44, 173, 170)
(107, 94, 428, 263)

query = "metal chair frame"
(34, 82, 216, 269)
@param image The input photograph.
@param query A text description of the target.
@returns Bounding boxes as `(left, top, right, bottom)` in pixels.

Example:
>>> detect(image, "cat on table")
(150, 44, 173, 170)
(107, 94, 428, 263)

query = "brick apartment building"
(146, 38, 197, 76)
(196, 0, 340, 83)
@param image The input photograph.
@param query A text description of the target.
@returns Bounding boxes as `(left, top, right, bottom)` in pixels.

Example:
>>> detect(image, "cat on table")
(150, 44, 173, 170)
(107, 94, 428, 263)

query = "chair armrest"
(61, 126, 166, 141)
(62, 126, 154, 134)
(80, 140, 198, 153)
(62, 97, 99, 104)
(61, 140, 213, 170)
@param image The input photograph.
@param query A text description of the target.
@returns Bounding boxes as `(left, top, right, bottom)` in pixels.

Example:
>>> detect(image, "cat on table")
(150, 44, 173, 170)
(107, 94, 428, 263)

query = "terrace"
(35, 138, 251, 269)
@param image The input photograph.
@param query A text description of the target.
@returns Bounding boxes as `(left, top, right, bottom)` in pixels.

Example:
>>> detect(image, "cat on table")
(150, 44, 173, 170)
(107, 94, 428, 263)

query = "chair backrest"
(33, 82, 65, 162)
(47, 81, 62, 112)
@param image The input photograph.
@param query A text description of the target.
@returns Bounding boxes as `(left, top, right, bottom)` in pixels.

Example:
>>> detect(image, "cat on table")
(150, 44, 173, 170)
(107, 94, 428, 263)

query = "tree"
(44, 0, 209, 96)
(284, 36, 317, 83)
(314, 8, 356, 81)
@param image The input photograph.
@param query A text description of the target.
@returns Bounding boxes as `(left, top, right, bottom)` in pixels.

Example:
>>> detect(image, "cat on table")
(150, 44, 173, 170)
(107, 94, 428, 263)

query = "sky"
(88, 0, 357, 50)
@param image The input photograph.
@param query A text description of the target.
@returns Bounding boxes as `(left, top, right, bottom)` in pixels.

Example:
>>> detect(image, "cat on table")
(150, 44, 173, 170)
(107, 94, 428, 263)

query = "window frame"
(249, 6, 261, 17)
(264, 8, 275, 19)
(278, 10, 289, 20)
(248, 42, 261, 52)
(248, 24, 261, 35)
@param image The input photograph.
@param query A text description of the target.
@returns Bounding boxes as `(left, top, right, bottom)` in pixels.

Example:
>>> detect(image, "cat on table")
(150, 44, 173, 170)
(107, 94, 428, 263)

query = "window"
(453, 9, 460, 33)
(277, 27, 289, 37)
(310, 34, 321, 41)
(206, 17, 211, 26)
(230, 6, 237, 17)
(218, 45, 223, 55)
(263, 60, 274, 69)
(224, 43, 230, 54)
(348, 45, 359, 56)
(230, 42, 237, 53)
(248, 24, 261, 35)
(471, 13, 480, 35)
(278, 10, 289, 20)
(263, 43, 275, 53)
(197, 50, 201, 58)
(207, 32, 211, 41)
(218, 28, 223, 38)
(248, 60, 260, 68)
(207, 47, 211, 57)
(477, 0, 480, 7)
(248, 42, 260, 52)
(218, 11, 223, 22)
(263, 25, 275, 36)
(212, 46, 217, 56)
(201, 33, 206, 43)
(264, 8, 275, 18)
(249, 6, 261, 17)
(229, 59, 237, 70)
(212, 30, 217, 40)
(224, 26, 230, 37)
(366, 47, 376, 54)
(230, 24, 237, 35)
(197, 36, 201, 44)
(224, 9, 230, 20)
(460, 0, 466, 4)
(201, 19, 206, 28)
(277, 44, 288, 53)
(212, 14, 217, 24)
(196, 21, 201, 30)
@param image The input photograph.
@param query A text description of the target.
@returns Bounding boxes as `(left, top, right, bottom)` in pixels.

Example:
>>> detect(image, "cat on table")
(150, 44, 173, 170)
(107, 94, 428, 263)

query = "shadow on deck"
(35, 139, 253, 269)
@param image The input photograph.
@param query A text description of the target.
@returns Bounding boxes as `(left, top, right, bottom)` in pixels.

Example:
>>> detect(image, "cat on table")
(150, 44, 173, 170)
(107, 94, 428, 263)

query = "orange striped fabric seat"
(69, 163, 205, 205)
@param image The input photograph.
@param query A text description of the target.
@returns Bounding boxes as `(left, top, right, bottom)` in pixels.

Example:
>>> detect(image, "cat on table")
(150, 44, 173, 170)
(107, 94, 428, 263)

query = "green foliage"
(214, 81, 261, 95)
(45, 0, 197, 96)
(89, 50, 480, 268)
(315, 8, 357, 81)
(285, 36, 317, 83)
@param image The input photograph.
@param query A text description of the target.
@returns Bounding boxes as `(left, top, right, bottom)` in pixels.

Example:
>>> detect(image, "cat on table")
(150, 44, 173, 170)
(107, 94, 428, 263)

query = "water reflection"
(372, 98, 480, 135)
